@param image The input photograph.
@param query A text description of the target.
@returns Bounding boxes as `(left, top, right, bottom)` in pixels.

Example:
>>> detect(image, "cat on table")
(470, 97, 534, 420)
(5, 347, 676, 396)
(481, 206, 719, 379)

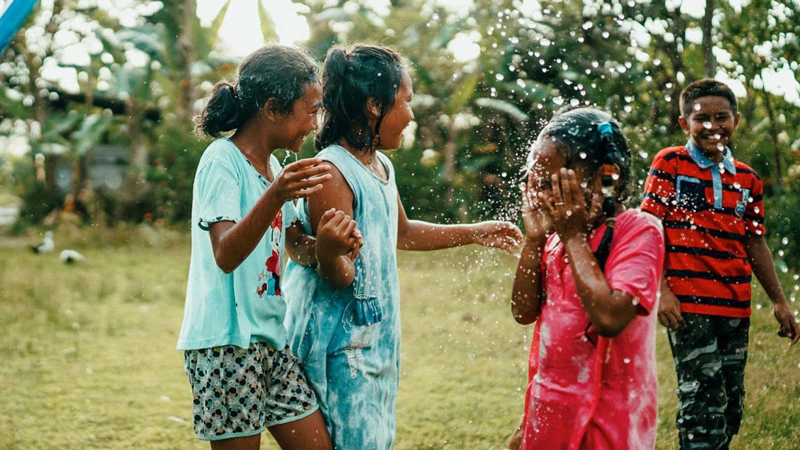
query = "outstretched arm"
(396, 195, 522, 252)
(744, 234, 800, 345)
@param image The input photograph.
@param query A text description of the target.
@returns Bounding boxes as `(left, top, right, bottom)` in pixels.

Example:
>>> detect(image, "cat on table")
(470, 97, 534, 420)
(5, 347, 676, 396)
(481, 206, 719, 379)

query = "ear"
(365, 97, 382, 119)
(262, 98, 283, 123)
(678, 115, 690, 134)
(733, 112, 741, 131)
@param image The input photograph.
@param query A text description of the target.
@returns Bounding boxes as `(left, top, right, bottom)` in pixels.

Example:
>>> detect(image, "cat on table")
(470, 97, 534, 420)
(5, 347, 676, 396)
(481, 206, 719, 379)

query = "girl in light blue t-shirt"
(177, 44, 357, 450)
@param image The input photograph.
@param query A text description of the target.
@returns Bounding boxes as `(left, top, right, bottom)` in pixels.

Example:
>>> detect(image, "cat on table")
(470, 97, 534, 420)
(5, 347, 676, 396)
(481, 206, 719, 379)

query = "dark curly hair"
(194, 44, 319, 138)
(315, 44, 404, 152)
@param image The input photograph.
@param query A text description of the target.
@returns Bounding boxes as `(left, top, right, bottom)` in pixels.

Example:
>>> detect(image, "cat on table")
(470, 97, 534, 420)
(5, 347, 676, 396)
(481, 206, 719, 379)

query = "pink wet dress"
(520, 209, 665, 450)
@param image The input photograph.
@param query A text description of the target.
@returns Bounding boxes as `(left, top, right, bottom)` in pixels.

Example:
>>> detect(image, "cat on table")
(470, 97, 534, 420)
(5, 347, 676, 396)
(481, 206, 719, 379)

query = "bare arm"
(744, 234, 800, 345)
(307, 164, 358, 289)
(512, 238, 546, 324)
(545, 168, 637, 337)
(658, 273, 686, 330)
(396, 195, 521, 252)
(563, 234, 638, 337)
(284, 221, 317, 267)
(210, 158, 331, 273)
(511, 177, 551, 325)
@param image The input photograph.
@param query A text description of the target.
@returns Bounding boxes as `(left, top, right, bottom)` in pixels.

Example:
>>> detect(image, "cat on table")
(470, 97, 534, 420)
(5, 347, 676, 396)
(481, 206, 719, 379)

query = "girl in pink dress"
(511, 108, 665, 450)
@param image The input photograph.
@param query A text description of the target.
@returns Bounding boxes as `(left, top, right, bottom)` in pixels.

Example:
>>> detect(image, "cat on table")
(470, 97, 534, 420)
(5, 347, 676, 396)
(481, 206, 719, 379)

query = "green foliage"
(146, 124, 207, 223)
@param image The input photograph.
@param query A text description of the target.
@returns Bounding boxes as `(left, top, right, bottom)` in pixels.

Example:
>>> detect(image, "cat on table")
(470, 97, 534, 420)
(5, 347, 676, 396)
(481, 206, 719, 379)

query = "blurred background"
(1, 0, 799, 264)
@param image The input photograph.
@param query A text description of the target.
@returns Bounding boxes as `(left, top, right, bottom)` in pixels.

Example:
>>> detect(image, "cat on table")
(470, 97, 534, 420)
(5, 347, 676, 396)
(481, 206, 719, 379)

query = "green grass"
(1, 233, 799, 449)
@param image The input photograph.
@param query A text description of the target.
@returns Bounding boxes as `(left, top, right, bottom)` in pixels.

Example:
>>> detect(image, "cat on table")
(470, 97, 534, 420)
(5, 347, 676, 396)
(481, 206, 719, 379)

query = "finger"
(284, 164, 332, 181)
(284, 157, 325, 173)
(334, 215, 353, 233)
(520, 183, 531, 210)
(550, 173, 563, 209)
(322, 210, 346, 228)
(539, 191, 556, 218)
(568, 170, 583, 210)
(509, 224, 524, 242)
(342, 219, 357, 238)
(293, 184, 326, 199)
(319, 208, 337, 227)
(560, 168, 574, 208)
(290, 174, 333, 191)
(657, 312, 670, 328)
(674, 312, 687, 330)
(787, 318, 800, 345)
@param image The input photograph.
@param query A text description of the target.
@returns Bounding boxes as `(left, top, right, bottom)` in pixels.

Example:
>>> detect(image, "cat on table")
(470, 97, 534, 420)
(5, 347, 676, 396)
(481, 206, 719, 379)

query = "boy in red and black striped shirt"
(641, 79, 799, 450)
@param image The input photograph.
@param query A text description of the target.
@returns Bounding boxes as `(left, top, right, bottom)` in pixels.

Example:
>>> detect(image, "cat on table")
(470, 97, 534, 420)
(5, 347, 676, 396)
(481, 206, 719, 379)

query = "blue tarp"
(0, 0, 39, 53)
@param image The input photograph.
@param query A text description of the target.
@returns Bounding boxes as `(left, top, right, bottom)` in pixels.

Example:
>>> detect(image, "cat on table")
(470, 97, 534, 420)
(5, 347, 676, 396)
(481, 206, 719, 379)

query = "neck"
(337, 139, 377, 166)
(231, 120, 278, 169)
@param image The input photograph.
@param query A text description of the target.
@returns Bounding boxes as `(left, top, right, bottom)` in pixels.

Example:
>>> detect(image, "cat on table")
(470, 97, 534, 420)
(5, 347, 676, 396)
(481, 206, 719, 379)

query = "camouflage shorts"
(667, 314, 749, 450)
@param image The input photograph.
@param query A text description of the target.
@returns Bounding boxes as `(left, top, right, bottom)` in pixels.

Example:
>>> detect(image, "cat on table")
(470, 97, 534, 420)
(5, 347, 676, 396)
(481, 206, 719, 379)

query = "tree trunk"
(177, 0, 196, 125)
(762, 88, 782, 189)
(702, 0, 717, 78)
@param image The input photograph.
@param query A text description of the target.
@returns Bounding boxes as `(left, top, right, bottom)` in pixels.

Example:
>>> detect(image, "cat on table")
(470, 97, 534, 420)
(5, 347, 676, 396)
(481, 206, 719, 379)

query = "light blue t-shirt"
(177, 137, 295, 351)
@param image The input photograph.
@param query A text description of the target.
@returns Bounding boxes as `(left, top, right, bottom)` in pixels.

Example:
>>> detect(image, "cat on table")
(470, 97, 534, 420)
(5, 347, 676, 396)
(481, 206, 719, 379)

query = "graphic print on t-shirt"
(257, 210, 282, 298)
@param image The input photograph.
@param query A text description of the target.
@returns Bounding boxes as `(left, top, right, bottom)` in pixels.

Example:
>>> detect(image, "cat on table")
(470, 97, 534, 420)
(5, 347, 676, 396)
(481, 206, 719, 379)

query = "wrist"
(524, 235, 546, 247)
(561, 231, 587, 246)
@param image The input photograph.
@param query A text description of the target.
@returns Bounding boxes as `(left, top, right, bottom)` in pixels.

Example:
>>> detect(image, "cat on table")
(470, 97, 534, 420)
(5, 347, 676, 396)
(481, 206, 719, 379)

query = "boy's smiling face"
(679, 95, 741, 161)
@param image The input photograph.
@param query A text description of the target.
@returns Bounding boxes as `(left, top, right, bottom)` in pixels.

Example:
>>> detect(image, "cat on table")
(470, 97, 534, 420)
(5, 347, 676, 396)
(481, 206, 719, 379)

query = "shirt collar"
(686, 139, 736, 175)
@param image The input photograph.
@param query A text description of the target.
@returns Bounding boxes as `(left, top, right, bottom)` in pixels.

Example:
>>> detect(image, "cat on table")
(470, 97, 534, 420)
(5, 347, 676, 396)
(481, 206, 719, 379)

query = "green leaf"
(258, 0, 277, 41)
(72, 113, 114, 156)
(447, 73, 479, 115)
(474, 98, 530, 122)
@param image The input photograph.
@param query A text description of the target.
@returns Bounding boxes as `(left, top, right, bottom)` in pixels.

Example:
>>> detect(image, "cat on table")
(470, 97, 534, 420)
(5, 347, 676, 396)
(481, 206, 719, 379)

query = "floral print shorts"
(184, 342, 319, 441)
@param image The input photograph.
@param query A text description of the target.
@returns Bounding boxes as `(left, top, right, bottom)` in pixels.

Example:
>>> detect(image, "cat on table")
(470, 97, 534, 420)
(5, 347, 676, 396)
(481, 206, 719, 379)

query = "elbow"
(213, 251, 238, 274)
(591, 316, 628, 338)
(513, 314, 537, 326)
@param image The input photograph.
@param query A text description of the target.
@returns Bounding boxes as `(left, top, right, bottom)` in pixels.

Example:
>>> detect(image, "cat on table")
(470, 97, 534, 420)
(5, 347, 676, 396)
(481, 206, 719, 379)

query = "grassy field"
(1, 228, 799, 449)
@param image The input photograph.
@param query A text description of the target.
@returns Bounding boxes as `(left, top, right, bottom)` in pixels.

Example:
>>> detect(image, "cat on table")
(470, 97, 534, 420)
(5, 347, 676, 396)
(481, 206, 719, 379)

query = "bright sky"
(196, 0, 310, 57)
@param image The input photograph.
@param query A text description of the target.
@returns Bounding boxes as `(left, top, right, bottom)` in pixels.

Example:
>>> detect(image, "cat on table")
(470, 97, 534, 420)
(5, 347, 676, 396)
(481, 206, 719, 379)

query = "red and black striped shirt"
(640, 144, 764, 318)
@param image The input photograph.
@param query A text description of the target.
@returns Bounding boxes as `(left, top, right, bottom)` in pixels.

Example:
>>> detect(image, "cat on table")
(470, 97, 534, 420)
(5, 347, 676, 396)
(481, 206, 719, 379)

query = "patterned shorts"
(184, 342, 319, 441)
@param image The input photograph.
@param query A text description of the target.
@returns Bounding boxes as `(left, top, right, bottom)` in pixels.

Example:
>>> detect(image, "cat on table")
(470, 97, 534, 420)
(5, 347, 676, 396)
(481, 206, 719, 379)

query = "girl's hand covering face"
(520, 169, 555, 242)
(540, 168, 601, 243)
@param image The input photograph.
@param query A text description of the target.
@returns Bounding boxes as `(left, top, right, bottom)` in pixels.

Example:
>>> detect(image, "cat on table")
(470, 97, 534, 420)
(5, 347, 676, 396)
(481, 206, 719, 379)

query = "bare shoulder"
(307, 161, 355, 231)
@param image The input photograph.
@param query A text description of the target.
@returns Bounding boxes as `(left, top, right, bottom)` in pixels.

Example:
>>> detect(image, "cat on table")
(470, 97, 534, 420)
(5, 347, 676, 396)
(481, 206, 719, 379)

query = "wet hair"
(539, 107, 632, 270)
(195, 44, 319, 138)
(679, 78, 738, 118)
(315, 44, 404, 152)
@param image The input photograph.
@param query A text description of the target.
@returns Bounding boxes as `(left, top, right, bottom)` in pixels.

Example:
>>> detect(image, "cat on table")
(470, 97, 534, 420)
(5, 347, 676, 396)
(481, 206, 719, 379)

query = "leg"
(210, 434, 261, 450)
(506, 421, 523, 450)
(668, 314, 728, 450)
(716, 317, 749, 449)
(268, 409, 332, 450)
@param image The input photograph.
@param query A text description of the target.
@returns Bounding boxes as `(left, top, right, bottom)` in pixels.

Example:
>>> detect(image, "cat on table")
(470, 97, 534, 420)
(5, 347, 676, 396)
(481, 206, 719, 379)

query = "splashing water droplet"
(703, 121, 712, 129)
(639, 150, 648, 159)
(565, 210, 573, 217)
(623, 358, 631, 364)
(611, 173, 620, 180)
(694, 103, 701, 111)
(782, 237, 789, 245)
(579, 152, 587, 159)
